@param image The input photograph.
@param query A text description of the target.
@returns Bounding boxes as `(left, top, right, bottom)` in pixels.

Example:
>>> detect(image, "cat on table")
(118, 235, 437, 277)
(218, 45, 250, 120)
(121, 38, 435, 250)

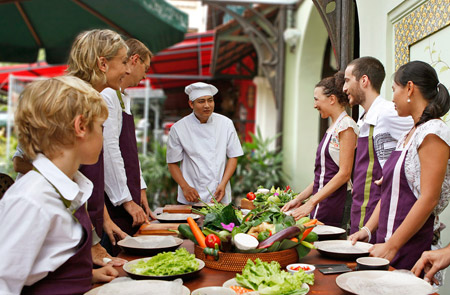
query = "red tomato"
(285, 185, 291, 192)
(205, 234, 221, 248)
(246, 192, 256, 200)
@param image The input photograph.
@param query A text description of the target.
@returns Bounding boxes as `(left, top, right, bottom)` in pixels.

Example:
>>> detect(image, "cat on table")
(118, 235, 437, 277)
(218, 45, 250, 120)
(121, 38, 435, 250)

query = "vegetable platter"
(179, 198, 318, 271)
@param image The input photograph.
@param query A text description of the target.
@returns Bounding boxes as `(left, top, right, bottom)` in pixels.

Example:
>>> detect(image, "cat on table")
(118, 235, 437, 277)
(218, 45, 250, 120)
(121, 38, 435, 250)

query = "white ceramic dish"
(84, 280, 190, 295)
(117, 236, 183, 256)
(156, 213, 200, 223)
(222, 278, 309, 294)
(192, 286, 236, 295)
(336, 270, 434, 295)
(312, 225, 346, 236)
(286, 263, 315, 274)
(315, 240, 373, 260)
(123, 257, 204, 281)
(356, 257, 389, 271)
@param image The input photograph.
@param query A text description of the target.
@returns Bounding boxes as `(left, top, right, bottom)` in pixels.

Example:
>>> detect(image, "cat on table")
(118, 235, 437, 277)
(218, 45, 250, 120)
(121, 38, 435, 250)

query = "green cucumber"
(178, 224, 198, 245)
(303, 231, 318, 243)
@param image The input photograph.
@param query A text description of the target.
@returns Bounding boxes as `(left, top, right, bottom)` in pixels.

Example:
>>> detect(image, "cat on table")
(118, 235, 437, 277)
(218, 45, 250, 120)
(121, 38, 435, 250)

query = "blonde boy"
(0, 76, 117, 294)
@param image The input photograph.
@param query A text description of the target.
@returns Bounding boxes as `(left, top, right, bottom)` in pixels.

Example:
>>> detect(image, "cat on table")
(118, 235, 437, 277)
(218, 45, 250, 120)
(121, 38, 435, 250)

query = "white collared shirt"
(101, 88, 147, 206)
(0, 153, 93, 294)
(166, 112, 243, 204)
(357, 96, 414, 167)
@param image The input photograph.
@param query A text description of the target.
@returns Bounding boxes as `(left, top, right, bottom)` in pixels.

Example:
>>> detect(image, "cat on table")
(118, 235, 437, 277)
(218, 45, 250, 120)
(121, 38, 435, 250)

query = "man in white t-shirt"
(166, 82, 244, 204)
(343, 56, 413, 240)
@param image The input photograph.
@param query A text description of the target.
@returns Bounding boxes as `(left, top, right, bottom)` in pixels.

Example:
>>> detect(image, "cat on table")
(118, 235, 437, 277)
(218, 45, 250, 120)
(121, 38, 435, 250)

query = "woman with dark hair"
(282, 72, 358, 226)
(349, 61, 450, 270)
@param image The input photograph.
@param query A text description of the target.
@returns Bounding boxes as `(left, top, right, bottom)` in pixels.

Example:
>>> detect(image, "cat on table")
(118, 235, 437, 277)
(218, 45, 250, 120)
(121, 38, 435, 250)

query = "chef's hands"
(91, 243, 128, 267)
(123, 200, 148, 227)
(141, 189, 156, 220)
(348, 229, 369, 245)
(103, 216, 127, 245)
(368, 242, 398, 262)
(281, 196, 302, 212)
(214, 183, 226, 203)
(290, 202, 314, 220)
(412, 246, 450, 284)
(92, 265, 119, 283)
(181, 184, 200, 203)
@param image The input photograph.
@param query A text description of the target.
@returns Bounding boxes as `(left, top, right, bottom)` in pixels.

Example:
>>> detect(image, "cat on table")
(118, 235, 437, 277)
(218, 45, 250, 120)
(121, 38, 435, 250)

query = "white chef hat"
(185, 82, 218, 101)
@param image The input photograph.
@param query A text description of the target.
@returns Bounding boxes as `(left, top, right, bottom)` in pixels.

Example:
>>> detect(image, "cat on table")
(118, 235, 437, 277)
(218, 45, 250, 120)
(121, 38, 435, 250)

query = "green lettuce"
(236, 259, 314, 295)
(130, 248, 198, 276)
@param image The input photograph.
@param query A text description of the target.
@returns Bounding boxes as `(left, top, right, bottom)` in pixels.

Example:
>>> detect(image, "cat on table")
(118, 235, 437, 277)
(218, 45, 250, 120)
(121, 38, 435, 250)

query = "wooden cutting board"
(138, 223, 181, 235)
(163, 204, 192, 213)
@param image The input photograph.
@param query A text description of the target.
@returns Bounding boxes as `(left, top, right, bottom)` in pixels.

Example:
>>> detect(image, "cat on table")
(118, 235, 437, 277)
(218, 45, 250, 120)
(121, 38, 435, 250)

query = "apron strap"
(116, 89, 125, 111)
(359, 125, 375, 229)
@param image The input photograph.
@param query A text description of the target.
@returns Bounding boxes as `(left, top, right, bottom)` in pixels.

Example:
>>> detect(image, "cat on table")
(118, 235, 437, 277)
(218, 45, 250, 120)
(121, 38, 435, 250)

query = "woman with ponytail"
(349, 61, 450, 272)
(282, 72, 358, 226)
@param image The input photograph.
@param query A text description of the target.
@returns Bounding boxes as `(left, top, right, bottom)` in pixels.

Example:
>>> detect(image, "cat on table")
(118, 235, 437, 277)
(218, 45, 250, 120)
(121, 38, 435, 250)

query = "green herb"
(130, 248, 198, 276)
(236, 259, 314, 295)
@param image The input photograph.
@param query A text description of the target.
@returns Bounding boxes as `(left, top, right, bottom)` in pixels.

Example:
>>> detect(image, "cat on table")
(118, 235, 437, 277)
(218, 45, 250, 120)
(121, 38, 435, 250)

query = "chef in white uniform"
(166, 82, 243, 204)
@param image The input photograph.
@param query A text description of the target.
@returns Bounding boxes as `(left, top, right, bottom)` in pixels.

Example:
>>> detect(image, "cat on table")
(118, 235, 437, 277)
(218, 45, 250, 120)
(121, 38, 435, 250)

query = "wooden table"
(112, 239, 371, 294)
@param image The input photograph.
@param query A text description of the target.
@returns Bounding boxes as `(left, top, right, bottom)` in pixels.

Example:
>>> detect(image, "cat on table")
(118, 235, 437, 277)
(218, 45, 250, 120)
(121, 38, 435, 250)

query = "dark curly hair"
(315, 71, 349, 106)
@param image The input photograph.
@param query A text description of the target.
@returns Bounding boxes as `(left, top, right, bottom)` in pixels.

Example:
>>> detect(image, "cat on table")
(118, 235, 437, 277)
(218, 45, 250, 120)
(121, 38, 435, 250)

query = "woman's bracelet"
(361, 226, 372, 242)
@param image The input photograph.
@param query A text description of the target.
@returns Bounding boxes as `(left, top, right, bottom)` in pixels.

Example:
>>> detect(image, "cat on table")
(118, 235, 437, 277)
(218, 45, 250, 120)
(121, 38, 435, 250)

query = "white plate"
(85, 280, 190, 295)
(156, 213, 200, 223)
(192, 286, 236, 295)
(336, 270, 434, 295)
(312, 225, 346, 236)
(315, 240, 373, 260)
(222, 278, 309, 294)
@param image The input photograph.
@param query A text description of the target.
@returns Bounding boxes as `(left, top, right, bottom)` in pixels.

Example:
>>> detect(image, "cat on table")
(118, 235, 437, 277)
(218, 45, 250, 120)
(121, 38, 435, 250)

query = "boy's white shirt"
(0, 153, 93, 294)
(101, 88, 146, 207)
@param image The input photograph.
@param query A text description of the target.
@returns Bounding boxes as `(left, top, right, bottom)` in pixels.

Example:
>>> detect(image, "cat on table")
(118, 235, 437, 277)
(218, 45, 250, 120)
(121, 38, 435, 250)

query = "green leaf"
(440, 66, 449, 73)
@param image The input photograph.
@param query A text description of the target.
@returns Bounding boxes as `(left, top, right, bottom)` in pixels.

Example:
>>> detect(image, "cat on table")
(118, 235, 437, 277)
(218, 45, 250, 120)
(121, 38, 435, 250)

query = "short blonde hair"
(66, 29, 127, 87)
(126, 38, 153, 61)
(15, 76, 108, 160)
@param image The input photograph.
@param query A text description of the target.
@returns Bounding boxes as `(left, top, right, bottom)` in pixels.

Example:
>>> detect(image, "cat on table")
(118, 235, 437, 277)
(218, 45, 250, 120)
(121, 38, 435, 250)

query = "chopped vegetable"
(187, 217, 206, 248)
(236, 259, 314, 295)
(230, 285, 254, 294)
(234, 233, 259, 250)
(290, 265, 310, 271)
(205, 234, 221, 248)
(130, 248, 198, 276)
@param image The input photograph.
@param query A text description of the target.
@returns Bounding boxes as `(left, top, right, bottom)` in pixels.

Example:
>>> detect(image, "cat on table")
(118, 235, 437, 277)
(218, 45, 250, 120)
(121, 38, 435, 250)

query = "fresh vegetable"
(202, 227, 232, 243)
(256, 188, 269, 194)
(290, 237, 299, 243)
(203, 246, 220, 260)
(205, 234, 221, 248)
(187, 217, 206, 248)
(178, 224, 198, 245)
(258, 225, 303, 249)
(247, 222, 276, 238)
(230, 285, 254, 294)
(299, 219, 318, 242)
(252, 186, 297, 207)
(234, 233, 259, 250)
(130, 248, 198, 276)
(246, 192, 256, 200)
(302, 231, 318, 243)
(236, 259, 314, 295)
(300, 240, 315, 249)
(257, 230, 272, 242)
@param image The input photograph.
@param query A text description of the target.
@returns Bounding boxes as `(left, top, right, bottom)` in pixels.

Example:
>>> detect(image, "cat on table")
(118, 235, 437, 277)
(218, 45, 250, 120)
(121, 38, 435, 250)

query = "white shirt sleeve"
(226, 120, 244, 158)
(166, 127, 184, 163)
(385, 107, 414, 141)
(139, 161, 147, 190)
(101, 89, 132, 206)
(0, 197, 52, 294)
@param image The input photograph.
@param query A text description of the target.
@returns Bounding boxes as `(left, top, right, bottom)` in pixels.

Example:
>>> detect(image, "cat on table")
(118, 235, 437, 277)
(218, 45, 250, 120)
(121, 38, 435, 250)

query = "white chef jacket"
(166, 112, 243, 204)
(0, 153, 93, 295)
(357, 96, 414, 168)
(101, 88, 147, 206)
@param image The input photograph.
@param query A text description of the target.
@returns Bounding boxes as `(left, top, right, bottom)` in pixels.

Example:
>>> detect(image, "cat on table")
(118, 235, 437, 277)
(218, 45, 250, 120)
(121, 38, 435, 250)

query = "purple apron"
(80, 151, 104, 237)
(311, 112, 348, 227)
(22, 204, 93, 294)
(105, 91, 141, 239)
(350, 125, 382, 243)
(377, 134, 434, 270)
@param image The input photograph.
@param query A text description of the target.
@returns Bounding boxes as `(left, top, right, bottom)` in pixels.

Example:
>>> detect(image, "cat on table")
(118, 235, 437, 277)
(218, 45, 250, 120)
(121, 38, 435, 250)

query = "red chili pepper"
(246, 192, 256, 200)
(290, 265, 311, 271)
(205, 234, 221, 248)
(285, 185, 291, 192)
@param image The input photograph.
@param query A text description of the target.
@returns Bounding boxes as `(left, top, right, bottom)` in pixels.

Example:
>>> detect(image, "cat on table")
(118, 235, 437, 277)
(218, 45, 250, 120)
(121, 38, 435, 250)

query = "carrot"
(187, 217, 206, 248)
(290, 237, 299, 243)
(300, 219, 318, 242)
(229, 285, 254, 294)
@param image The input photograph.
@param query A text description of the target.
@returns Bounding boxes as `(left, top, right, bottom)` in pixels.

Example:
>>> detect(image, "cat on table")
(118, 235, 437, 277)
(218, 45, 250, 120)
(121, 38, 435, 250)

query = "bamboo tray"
(194, 244, 298, 272)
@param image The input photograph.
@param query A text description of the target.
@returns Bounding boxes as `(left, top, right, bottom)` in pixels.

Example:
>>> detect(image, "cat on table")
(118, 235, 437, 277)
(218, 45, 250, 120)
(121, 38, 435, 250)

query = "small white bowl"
(191, 286, 236, 295)
(286, 263, 315, 274)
